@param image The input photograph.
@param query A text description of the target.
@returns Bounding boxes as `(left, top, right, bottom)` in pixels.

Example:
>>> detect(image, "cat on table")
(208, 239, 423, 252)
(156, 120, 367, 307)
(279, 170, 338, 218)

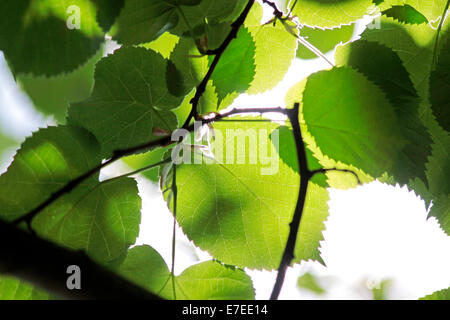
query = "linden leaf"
(165, 118, 329, 269)
(302, 67, 406, 179)
(0, 0, 104, 76)
(119, 245, 255, 299)
(68, 47, 181, 158)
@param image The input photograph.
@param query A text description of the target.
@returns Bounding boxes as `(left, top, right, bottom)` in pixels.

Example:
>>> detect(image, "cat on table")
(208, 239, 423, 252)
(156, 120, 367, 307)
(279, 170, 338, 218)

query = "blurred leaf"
(113, 0, 179, 45)
(0, 276, 51, 300)
(17, 49, 103, 123)
(420, 286, 450, 300)
(0, 0, 104, 76)
(297, 272, 326, 295)
(92, 0, 125, 31)
(372, 279, 392, 300)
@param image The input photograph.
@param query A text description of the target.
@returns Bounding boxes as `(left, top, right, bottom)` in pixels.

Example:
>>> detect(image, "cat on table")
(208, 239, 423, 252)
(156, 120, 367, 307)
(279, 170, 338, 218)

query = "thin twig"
(170, 165, 178, 300)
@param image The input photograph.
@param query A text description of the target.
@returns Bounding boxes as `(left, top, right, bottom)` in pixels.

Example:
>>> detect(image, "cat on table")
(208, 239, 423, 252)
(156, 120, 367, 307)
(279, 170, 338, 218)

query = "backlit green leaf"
(0, 0, 104, 76)
(68, 47, 181, 158)
(297, 24, 355, 60)
(302, 67, 406, 179)
(209, 27, 256, 102)
(420, 286, 450, 300)
(168, 118, 329, 269)
(0, 126, 141, 263)
(291, 0, 374, 28)
(382, 4, 429, 24)
(430, 34, 450, 133)
(119, 245, 255, 299)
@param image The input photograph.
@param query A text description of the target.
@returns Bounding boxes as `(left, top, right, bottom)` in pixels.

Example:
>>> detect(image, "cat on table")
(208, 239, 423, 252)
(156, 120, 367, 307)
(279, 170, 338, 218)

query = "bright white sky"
(0, 1, 448, 300)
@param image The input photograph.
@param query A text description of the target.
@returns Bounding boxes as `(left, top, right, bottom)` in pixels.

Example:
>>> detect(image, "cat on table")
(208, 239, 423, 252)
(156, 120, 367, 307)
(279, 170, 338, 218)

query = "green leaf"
(168, 0, 248, 36)
(17, 48, 103, 123)
(119, 245, 255, 299)
(272, 126, 329, 187)
(169, 39, 231, 113)
(142, 32, 180, 59)
(420, 287, 450, 300)
(0, 126, 141, 263)
(170, 1, 298, 107)
(113, 0, 246, 45)
(0, 0, 104, 76)
(168, 118, 329, 269)
(112, 0, 179, 45)
(335, 40, 432, 186)
(92, 0, 125, 31)
(361, 16, 450, 197)
(382, 4, 429, 24)
(297, 24, 355, 60)
(372, 279, 392, 300)
(428, 195, 449, 235)
(360, 16, 437, 95)
(291, 0, 374, 28)
(170, 37, 210, 92)
(0, 130, 17, 158)
(302, 67, 406, 179)
(297, 272, 326, 295)
(244, 2, 298, 94)
(68, 47, 181, 159)
(285, 80, 374, 189)
(0, 276, 51, 300)
(0, 126, 100, 222)
(430, 34, 450, 133)
(209, 27, 256, 102)
(378, 0, 449, 23)
(166, 0, 202, 6)
(33, 176, 141, 263)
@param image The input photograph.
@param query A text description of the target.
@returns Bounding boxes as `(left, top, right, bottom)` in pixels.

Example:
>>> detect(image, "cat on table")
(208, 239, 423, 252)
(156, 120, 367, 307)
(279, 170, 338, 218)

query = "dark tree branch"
(270, 103, 311, 300)
(0, 219, 162, 300)
(182, 0, 255, 128)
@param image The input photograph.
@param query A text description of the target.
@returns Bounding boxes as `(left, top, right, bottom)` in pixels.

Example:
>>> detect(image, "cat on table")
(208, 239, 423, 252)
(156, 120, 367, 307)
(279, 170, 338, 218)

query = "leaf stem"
(171, 165, 178, 300)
